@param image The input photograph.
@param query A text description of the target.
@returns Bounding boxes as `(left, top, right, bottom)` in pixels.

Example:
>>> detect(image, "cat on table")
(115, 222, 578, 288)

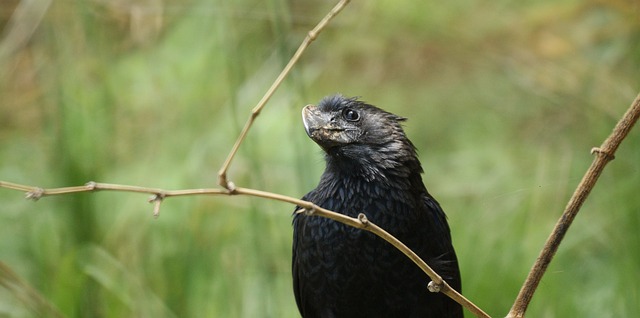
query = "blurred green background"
(1, 0, 639, 317)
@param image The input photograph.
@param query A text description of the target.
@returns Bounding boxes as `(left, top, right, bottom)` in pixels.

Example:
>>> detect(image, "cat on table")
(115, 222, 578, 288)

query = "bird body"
(293, 95, 462, 318)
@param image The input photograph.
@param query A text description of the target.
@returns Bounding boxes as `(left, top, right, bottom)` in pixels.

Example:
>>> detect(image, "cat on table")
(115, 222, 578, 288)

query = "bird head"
(302, 95, 421, 178)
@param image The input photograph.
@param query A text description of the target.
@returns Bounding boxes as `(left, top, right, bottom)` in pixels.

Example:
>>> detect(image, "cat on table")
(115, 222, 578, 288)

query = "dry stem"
(217, 0, 351, 190)
(506, 93, 640, 318)
(0, 180, 489, 317)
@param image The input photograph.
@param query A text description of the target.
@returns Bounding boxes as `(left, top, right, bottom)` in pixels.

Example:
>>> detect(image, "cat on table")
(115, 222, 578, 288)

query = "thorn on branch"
(25, 187, 44, 201)
(148, 193, 165, 219)
(427, 281, 441, 293)
(590, 147, 615, 160)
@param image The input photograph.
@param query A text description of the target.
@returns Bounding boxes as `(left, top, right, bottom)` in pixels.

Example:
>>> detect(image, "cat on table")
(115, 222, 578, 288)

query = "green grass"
(1, 0, 639, 317)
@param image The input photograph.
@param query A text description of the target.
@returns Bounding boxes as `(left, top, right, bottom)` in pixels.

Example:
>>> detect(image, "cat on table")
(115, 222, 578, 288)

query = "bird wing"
(422, 193, 462, 293)
(292, 192, 314, 317)
(292, 204, 304, 315)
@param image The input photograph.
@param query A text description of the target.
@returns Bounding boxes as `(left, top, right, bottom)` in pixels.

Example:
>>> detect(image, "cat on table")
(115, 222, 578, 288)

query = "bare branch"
(507, 93, 640, 318)
(0, 181, 228, 199)
(0, 180, 489, 317)
(217, 0, 351, 190)
(0, 181, 228, 217)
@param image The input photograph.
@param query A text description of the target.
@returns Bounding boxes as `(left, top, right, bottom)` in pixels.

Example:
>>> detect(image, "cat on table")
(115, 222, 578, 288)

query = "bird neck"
(324, 142, 424, 184)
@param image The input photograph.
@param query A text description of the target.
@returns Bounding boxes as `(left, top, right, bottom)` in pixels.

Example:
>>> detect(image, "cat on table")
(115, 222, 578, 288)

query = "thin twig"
(0, 181, 228, 218)
(350, 214, 489, 318)
(0, 181, 227, 198)
(217, 0, 351, 190)
(226, 187, 486, 317)
(507, 93, 640, 318)
(0, 180, 489, 317)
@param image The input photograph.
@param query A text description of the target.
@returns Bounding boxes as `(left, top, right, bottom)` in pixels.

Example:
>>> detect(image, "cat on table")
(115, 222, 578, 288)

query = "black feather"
(293, 95, 463, 317)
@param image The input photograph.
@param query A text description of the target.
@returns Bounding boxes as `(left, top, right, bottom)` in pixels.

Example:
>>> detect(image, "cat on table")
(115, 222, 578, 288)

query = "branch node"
(427, 281, 441, 293)
(303, 206, 316, 216)
(85, 181, 97, 190)
(25, 187, 44, 201)
(225, 181, 237, 194)
(590, 147, 615, 160)
(357, 213, 369, 227)
(307, 30, 318, 41)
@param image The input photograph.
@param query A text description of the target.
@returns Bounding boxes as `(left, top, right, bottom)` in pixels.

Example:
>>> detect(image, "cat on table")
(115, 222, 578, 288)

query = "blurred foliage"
(1, 0, 639, 317)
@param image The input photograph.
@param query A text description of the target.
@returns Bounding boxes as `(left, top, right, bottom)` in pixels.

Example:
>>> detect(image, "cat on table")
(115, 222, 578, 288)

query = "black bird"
(292, 95, 463, 318)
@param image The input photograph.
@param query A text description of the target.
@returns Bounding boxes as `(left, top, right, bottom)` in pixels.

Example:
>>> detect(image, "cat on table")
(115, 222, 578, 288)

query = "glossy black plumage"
(292, 95, 463, 317)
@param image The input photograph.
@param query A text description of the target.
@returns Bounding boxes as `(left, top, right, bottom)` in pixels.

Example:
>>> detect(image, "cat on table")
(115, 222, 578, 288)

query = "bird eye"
(343, 108, 360, 122)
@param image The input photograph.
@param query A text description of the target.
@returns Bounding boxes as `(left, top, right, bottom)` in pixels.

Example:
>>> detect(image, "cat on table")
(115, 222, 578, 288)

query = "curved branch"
(217, 0, 351, 190)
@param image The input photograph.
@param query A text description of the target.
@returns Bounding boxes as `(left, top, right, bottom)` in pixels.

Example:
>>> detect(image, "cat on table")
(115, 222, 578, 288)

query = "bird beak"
(302, 105, 345, 148)
(302, 105, 321, 138)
